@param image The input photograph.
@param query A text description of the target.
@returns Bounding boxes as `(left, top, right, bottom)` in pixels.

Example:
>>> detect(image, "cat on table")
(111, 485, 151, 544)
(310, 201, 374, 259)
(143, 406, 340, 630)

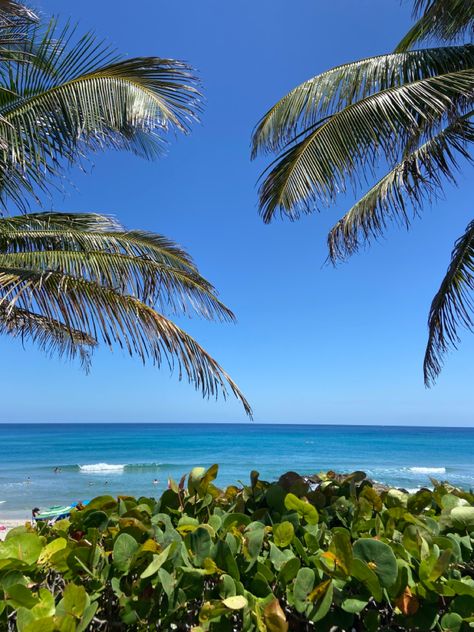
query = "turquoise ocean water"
(1, 424, 473, 520)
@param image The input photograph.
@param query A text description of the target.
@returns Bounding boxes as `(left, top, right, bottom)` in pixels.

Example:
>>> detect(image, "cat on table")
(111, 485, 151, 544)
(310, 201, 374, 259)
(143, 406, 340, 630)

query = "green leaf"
(293, 567, 315, 603)
(450, 506, 474, 530)
(273, 522, 294, 548)
(353, 538, 398, 588)
(440, 612, 463, 632)
(351, 558, 383, 602)
(140, 544, 171, 579)
(0, 533, 43, 565)
(222, 595, 248, 610)
(57, 583, 88, 619)
(113, 533, 139, 573)
(284, 494, 319, 525)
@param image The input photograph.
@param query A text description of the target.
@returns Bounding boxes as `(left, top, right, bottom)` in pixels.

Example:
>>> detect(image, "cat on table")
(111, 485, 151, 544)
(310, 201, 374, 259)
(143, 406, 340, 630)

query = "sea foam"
(79, 463, 125, 473)
(409, 467, 446, 474)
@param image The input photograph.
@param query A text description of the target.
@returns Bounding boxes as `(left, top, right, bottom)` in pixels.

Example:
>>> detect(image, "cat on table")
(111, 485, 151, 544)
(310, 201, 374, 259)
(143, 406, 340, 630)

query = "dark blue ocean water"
(1, 423, 473, 519)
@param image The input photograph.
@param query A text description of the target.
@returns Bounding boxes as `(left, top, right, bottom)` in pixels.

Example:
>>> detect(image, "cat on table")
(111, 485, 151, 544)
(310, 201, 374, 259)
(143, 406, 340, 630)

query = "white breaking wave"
(79, 463, 125, 473)
(409, 467, 446, 474)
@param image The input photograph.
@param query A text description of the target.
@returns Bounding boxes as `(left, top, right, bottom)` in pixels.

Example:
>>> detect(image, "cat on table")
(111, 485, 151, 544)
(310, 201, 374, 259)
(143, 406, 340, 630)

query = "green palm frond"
(0, 266, 251, 416)
(251, 46, 474, 158)
(0, 212, 251, 416)
(0, 1, 37, 62)
(327, 118, 474, 262)
(258, 68, 474, 223)
(424, 219, 474, 385)
(397, 0, 474, 52)
(0, 21, 201, 208)
(0, 303, 95, 369)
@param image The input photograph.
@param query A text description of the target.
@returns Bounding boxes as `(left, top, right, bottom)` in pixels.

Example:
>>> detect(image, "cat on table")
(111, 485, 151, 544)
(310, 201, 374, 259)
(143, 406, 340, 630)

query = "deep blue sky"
(2, 0, 473, 425)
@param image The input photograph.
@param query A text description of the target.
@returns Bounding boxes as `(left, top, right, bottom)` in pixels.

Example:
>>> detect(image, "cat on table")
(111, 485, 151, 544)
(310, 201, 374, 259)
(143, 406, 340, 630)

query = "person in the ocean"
(153, 479, 159, 485)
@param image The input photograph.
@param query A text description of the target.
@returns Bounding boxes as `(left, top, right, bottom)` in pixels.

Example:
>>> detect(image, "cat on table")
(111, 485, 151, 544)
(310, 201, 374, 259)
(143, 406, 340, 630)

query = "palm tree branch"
(0, 267, 252, 416)
(424, 219, 474, 385)
(396, 0, 474, 52)
(252, 45, 474, 157)
(0, 221, 198, 273)
(0, 249, 235, 321)
(327, 117, 474, 261)
(0, 303, 95, 370)
(258, 68, 474, 222)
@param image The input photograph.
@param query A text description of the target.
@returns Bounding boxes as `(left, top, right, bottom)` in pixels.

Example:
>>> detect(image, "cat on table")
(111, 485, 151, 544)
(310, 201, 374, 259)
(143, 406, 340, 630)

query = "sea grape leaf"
(6, 584, 39, 609)
(57, 583, 88, 618)
(284, 494, 318, 525)
(293, 567, 315, 608)
(308, 580, 333, 623)
(341, 596, 369, 613)
(353, 539, 397, 588)
(351, 558, 382, 602)
(140, 544, 171, 579)
(273, 522, 294, 548)
(278, 557, 301, 585)
(264, 598, 288, 632)
(450, 506, 474, 530)
(222, 595, 247, 609)
(189, 527, 212, 567)
(113, 533, 139, 573)
(243, 525, 265, 563)
(440, 612, 463, 632)
(38, 538, 67, 565)
(0, 533, 43, 565)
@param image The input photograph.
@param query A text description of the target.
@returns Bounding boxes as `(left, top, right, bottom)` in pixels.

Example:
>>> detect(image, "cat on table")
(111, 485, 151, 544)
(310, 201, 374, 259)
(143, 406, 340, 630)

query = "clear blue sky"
(2, 0, 473, 425)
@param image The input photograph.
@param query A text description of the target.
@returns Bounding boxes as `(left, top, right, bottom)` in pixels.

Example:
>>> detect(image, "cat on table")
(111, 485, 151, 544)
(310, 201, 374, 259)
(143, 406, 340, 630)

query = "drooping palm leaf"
(251, 45, 474, 158)
(424, 219, 474, 385)
(0, 303, 95, 369)
(327, 118, 474, 262)
(0, 212, 252, 416)
(0, 267, 252, 415)
(396, 0, 474, 52)
(258, 68, 474, 222)
(0, 21, 201, 208)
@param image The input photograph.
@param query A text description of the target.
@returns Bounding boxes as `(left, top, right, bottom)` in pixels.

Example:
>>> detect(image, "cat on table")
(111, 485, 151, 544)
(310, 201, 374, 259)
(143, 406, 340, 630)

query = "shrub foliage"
(1, 467, 474, 631)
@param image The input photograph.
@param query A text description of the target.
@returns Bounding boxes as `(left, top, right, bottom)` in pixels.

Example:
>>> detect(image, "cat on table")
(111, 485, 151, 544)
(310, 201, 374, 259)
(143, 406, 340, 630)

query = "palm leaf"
(0, 213, 198, 272)
(396, 0, 474, 52)
(0, 266, 252, 416)
(0, 21, 201, 207)
(327, 118, 474, 261)
(0, 250, 234, 320)
(424, 219, 474, 385)
(258, 68, 474, 222)
(0, 212, 233, 320)
(0, 303, 95, 369)
(251, 45, 474, 158)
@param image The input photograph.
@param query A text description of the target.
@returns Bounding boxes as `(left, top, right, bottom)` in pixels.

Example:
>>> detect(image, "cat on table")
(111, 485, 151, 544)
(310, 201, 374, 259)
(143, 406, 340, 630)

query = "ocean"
(1, 423, 473, 520)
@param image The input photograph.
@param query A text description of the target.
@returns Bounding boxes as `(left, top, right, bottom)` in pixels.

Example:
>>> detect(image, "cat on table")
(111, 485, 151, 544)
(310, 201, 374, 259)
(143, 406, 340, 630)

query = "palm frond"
(0, 21, 201, 208)
(0, 266, 252, 416)
(251, 45, 474, 158)
(0, 303, 95, 369)
(0, 1, 37, 62)
(258, 69, 474, 223)
(0, 212, 233, 320)
(0, 250, 234, 320)
(397, 0, 474, 51)
(328, 118, 474, 261)
(424, 219, 474, 385)
(0, 213, 197, 273)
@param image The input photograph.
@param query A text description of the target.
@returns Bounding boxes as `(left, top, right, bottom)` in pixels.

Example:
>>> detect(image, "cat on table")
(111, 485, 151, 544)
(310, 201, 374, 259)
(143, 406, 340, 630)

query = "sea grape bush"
(0, 467, 474, 631)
